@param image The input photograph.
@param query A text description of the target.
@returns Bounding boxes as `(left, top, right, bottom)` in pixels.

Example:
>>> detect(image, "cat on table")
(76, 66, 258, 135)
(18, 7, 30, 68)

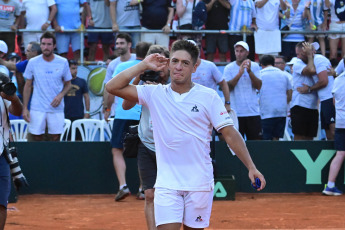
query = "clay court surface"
(5, 193, 345, 230)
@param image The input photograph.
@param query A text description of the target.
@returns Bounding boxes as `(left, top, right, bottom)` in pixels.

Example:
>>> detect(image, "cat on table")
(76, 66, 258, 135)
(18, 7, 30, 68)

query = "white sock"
(119, 184, 127, 190)
(327, 181, 335, 188)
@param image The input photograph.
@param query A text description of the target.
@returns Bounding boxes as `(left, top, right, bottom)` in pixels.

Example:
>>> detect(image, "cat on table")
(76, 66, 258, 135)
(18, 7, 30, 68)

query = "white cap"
(312, 42, 320, 51)
(0, 40, 8, 54)
(286, 57, 298, 66)
(234, 41, 249, 51)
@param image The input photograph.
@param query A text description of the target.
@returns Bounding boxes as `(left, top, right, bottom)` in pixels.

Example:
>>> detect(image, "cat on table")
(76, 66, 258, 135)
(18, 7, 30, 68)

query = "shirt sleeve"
(15, 2, 21, 16)
(251, 1, 257, 18)
(222, 64, 233, 81)
(47, 0, 56, 7)
(20, 1, 26, 12)
(252, 62, 261, 79)
(335, 59, 344, 76)
(211, 63, 224, 83)
(23, 60, 33, 80)
(136, 84, 156, 107)
(314, 56, 329, 74)
(15, 60, 27, 73)
(81, 79, 88, 94)
(208, 92, 234, 131)
(62, 60, 72, 81)
(293, 59, 306, 75)
(104, 61, 115, 84)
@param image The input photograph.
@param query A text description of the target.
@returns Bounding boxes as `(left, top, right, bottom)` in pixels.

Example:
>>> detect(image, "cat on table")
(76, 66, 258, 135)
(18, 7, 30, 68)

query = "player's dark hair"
(135, 42, 152, 59)
(260, 55, 275, 67)
(40, 31, 56, 45)
(116, 33, 132, 44)
(170, 40, 199, 65)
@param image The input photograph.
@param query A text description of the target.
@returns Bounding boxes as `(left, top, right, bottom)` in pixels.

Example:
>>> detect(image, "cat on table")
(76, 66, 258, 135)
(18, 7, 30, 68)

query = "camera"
(0, 72, 17, 96)
(140, 70, 160, 82)
(4, 146, 29, 191)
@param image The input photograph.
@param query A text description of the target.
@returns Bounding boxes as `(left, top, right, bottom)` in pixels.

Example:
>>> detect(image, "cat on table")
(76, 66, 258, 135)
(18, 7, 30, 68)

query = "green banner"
(13, 141, 339, 194)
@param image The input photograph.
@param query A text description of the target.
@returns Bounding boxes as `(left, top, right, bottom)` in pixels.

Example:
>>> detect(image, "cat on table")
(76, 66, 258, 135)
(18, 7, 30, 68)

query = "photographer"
(122, 45, 170, 230)
(0, 71, 23, 230)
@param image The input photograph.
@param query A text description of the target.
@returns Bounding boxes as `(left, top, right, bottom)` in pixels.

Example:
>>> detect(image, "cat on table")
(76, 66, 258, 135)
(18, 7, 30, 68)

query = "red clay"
(5, 193, 345, 229)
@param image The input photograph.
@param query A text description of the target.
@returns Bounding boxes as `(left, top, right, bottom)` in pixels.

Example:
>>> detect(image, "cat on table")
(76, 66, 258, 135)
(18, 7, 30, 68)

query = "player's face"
(69, 64, 78, 78)
(234, 46, 249, 62)
(40, 38, 55, 57)
(169, 50, 197, 85)
(115, 38, 131, 55)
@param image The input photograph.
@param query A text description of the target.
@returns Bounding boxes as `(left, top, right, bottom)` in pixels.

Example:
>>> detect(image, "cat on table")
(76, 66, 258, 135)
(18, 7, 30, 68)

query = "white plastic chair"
(103, 118, 114, 141)
(60, 119, 72, 141)
(10, 119, 29, 142)
(71, 119, 104, 141)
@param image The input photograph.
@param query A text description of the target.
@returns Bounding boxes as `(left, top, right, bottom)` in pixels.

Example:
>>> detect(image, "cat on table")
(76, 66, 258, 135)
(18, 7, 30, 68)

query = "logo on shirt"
(195, 215, 203, 222)
(330, 117, 335, 122)
(191, 105, 199, 112)
(220, 111, 228, 115)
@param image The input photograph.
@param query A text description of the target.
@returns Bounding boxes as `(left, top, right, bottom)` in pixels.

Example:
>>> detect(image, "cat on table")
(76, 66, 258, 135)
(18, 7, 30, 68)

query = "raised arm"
(2, 93, 22, 117)
(301, 43, 316, 76)
(122, 75, 141, 110)
(105, 53, 169, 102)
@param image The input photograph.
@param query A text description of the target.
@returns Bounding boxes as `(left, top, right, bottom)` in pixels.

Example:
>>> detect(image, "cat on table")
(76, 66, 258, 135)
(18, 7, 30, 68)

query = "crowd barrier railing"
(1, 28, 345, 65)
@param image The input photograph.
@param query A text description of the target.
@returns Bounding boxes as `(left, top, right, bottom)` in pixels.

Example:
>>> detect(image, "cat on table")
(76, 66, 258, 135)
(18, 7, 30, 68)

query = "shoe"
(115, 186, 131, 201)
(136, 190, 145, 200)
(322, 184, 343, 196)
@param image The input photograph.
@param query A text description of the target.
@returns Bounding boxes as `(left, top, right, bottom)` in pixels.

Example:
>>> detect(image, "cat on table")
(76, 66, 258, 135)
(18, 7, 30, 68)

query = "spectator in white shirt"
(224, 41, 263, 140)
(259, 55, 292, 140)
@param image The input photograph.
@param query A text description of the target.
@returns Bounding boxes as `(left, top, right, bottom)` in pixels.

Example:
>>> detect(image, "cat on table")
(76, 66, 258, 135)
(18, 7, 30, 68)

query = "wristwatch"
(225, 101, 231, 105)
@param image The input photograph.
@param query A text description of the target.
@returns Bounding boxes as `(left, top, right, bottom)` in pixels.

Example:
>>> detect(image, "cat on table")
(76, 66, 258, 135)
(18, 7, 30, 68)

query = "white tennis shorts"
(154, 187, 214, 228)
(29, 110, 64, 135)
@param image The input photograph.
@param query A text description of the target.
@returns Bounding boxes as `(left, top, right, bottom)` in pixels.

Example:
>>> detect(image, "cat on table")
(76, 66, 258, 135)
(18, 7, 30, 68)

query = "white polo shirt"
(259, 66, 292, 119)
(223, 61, 261, 117)
(332, 72, 345, 129)
(136, 83, 233, 191)
(311, 54, 333, 102)
(291, 58, 318, 110)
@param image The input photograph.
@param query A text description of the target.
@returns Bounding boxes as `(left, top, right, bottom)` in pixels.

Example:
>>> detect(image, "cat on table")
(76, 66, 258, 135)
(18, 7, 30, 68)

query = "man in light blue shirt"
(109, 42, 151, 202)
